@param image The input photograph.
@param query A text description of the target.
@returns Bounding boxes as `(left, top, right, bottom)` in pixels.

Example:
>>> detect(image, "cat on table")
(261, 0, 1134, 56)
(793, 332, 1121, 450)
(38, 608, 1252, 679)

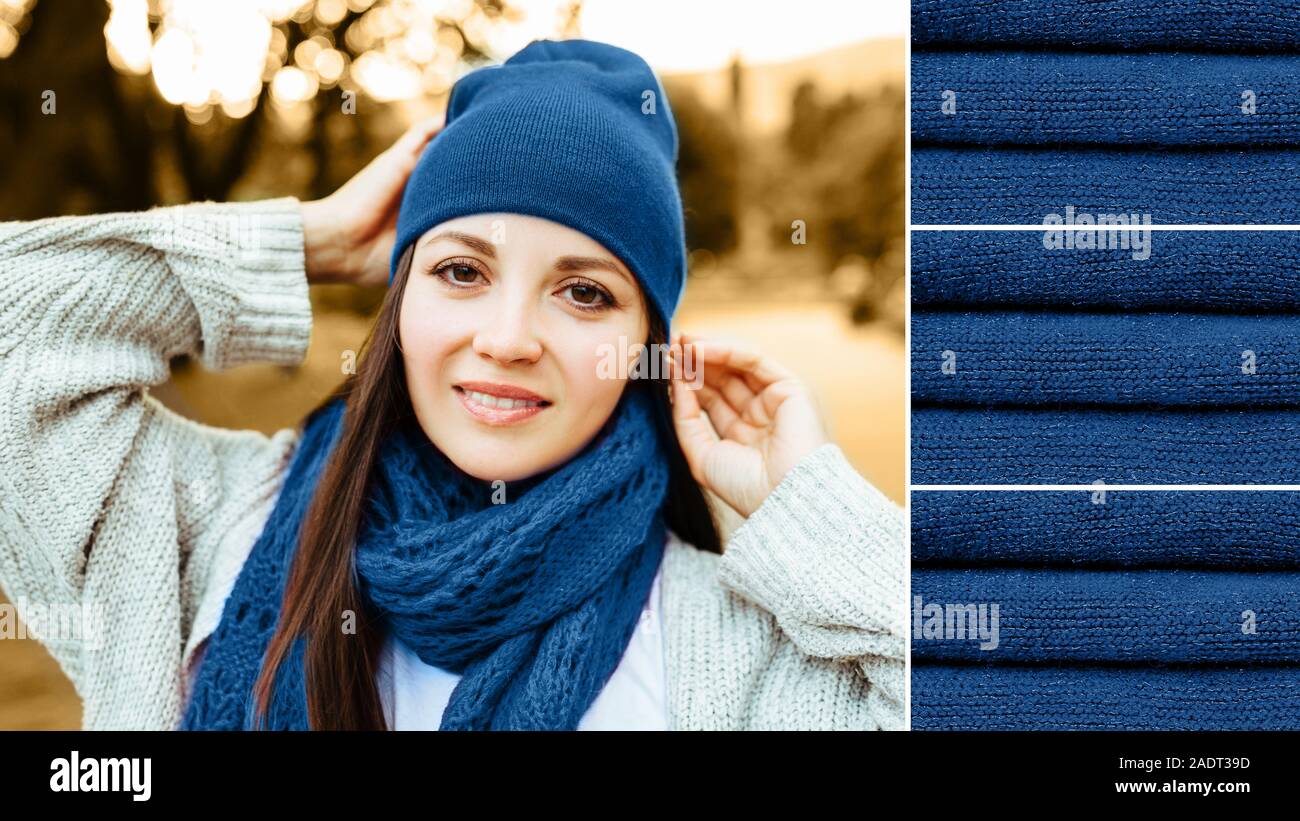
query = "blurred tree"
(665, 77, 738, 256)
(768, 78, 904, 321)
(0, 0, 517, 219)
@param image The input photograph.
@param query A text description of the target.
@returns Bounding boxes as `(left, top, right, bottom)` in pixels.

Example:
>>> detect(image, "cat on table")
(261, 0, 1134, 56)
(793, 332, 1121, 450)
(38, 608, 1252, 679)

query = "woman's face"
(398, 213, 650, 482)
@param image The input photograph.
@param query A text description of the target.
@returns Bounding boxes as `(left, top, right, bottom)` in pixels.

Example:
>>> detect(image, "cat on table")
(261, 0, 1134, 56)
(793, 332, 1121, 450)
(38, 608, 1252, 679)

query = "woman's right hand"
(300, 116, 443, 287)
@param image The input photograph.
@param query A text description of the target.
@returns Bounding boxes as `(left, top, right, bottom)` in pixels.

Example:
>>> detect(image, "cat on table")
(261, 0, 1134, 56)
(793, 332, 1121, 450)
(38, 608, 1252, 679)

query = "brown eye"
(570, 284, 600, 304)
(449, 265, 479, 284)
(433, 259, 485, 286)
(559, 278, 615, 312)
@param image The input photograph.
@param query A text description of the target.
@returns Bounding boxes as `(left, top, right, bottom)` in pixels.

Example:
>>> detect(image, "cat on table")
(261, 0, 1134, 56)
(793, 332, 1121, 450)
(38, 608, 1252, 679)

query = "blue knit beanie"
(390, 39, 686, 333)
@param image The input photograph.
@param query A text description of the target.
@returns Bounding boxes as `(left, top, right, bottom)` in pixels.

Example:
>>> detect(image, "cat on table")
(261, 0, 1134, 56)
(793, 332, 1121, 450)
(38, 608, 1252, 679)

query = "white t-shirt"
(376, 558, 669, 730)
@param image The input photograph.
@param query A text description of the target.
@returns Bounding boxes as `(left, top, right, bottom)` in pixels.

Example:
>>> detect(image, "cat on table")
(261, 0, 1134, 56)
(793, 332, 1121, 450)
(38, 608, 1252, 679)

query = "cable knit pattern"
(912, 230, 1300, 311)
(913, 311, 1300, 407)
(912, 0, 1300, 52)
(184, 386, 672, 731)
(912, 491, 1300, 569)
(0, 199, 904, 731)
(913, 52, 1300, 146)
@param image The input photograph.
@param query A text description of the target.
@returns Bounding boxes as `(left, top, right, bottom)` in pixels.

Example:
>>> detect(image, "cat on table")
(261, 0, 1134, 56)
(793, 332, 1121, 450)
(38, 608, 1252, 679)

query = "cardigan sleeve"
(0, 198, 312, 700)
(714, 443, 906, 729)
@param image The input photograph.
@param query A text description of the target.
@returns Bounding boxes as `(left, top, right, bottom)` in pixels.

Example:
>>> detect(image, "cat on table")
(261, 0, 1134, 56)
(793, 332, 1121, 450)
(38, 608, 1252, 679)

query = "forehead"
(416, 213, 620, 263)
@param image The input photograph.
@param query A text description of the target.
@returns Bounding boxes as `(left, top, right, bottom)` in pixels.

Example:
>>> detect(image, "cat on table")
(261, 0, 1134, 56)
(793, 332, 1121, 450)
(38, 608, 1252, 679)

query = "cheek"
(547, 321, 639, 415)
(398, 290, 476, 390)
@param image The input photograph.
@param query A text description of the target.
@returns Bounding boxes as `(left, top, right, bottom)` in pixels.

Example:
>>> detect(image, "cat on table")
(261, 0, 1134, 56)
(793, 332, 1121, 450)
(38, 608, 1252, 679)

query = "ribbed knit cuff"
(715, 444, 906, 665)
(162, 197, 312, 371)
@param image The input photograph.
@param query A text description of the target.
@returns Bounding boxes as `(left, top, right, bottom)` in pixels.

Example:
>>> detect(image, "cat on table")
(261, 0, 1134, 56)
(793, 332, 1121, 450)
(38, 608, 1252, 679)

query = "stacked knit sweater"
(911, 1, 1300, 729)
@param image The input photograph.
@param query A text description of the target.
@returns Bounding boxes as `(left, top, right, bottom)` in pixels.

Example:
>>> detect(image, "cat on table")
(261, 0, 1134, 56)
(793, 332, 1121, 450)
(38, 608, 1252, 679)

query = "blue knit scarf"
(180, 384, 670, 730)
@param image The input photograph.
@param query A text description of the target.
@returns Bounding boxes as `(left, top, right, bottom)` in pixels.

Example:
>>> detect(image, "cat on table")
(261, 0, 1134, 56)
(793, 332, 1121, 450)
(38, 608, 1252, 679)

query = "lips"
(453, 381, 552, 426)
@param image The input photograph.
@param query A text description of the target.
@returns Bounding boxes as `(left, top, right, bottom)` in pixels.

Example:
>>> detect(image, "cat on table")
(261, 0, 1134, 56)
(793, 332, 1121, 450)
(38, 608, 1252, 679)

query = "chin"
(435, 435, 566, 484)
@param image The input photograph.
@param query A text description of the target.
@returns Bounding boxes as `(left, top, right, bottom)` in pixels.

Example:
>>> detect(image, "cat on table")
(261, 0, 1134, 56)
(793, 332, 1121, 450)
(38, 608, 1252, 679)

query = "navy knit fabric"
(912, 311, 1300, 407)
(912, 491, 1300, 569)
(911, 493, 1300, 729)
(912, 408, 1300, 484)
(391, 38, 685, 332)
(912, 9, 1300, 728)
(913, 568, 1300, 663)
(913, 230, 1300, 311)
(912, 147, 1300, 224)
(912, 0, 1300, 52)
(914, 52, 1300, 146)
(913, 666, 1300, 731)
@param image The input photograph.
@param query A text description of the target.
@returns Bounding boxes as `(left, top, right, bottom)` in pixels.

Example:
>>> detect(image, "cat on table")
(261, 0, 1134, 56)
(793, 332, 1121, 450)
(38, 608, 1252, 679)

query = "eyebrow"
(555, 255, 634, 287)
(420, 231, 497, 259)
(419, 232, 633, 287)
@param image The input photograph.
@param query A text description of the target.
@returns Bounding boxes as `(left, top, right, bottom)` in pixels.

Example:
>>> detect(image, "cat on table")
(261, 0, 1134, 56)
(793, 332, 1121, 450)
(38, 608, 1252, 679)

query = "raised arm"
(0, 118, 440, 720)
(0, 197, 314, 699)
(670, 334, 906, 729)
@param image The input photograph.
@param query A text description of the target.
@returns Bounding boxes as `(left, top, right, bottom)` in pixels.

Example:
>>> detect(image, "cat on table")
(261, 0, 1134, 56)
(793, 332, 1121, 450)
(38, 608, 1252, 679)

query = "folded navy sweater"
(911, 3, 1300, 731)
(912, 491, 1300, 569)
(912, 408, 1300, 484)
(913, 52, 1300, 147)
(912, 665, 1300, 730)
(912, 0, 1300, 52)
(912, 568, 1300, 663)
(912, 147, 1300, 223)
(912, 311, 1300, 407)
(913, 230, 1300, 311)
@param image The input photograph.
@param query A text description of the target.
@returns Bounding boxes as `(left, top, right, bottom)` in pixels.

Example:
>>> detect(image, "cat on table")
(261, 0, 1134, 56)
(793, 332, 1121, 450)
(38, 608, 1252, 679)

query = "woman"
(0, 39, 904, 730)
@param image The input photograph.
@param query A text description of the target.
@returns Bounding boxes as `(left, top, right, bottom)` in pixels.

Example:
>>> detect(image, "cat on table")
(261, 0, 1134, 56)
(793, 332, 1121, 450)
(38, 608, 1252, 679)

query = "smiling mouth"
(453, 383, 552, 426)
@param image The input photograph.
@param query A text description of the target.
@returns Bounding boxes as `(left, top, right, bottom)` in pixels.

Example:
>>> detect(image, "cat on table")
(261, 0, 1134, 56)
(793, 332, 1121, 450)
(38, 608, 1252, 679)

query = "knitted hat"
(390, 39, 687, 333)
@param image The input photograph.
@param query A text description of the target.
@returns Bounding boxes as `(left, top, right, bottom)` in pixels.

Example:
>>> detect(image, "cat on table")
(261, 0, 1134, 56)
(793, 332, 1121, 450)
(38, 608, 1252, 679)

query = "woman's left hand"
(669, 333, 829, 518)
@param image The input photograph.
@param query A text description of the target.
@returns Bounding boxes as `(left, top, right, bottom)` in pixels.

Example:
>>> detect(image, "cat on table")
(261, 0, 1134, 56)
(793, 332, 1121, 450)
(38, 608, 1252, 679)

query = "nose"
(471, 289, 543, 366)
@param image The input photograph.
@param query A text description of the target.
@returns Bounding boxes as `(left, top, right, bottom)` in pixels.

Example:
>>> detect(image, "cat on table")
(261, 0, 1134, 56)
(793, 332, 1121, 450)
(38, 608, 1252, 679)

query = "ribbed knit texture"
(0, 199, 905, 730)
(912, 9, 1300, 729)
(912, 0, 1300, 52)
(913, 311, 1300, 406)
(912, 408, 1300, 484)
(182, 385, 670, 731)
(914, 52, 1300, 146)
(912, 147, 1300, 224)
(912, 666, 1300, 731)
(912, 491, 1300, 569)
(912, 492, 1300, 729)
(913, 230, 1300, 311)
(913, 568, 1300, 663)
(391, 39, 685, 332)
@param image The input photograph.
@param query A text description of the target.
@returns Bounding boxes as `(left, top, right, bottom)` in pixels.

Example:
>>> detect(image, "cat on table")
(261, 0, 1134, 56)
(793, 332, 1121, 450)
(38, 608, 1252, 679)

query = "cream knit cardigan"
(0, 197, 906, 731)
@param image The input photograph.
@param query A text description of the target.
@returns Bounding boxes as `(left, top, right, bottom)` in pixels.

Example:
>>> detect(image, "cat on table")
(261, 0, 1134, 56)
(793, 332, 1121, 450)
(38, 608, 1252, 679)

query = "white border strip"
(911, 224, 1300, 231)
(912, 484, 1300, 491)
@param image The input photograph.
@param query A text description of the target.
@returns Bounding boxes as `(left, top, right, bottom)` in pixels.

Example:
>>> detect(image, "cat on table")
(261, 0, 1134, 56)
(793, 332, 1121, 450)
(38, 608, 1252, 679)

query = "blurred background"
(0, 0, 903, 728)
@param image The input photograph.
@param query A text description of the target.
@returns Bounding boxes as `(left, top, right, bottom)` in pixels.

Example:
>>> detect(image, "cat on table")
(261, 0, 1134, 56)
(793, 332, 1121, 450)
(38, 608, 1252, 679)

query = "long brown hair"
(250, 244, 721, 730)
